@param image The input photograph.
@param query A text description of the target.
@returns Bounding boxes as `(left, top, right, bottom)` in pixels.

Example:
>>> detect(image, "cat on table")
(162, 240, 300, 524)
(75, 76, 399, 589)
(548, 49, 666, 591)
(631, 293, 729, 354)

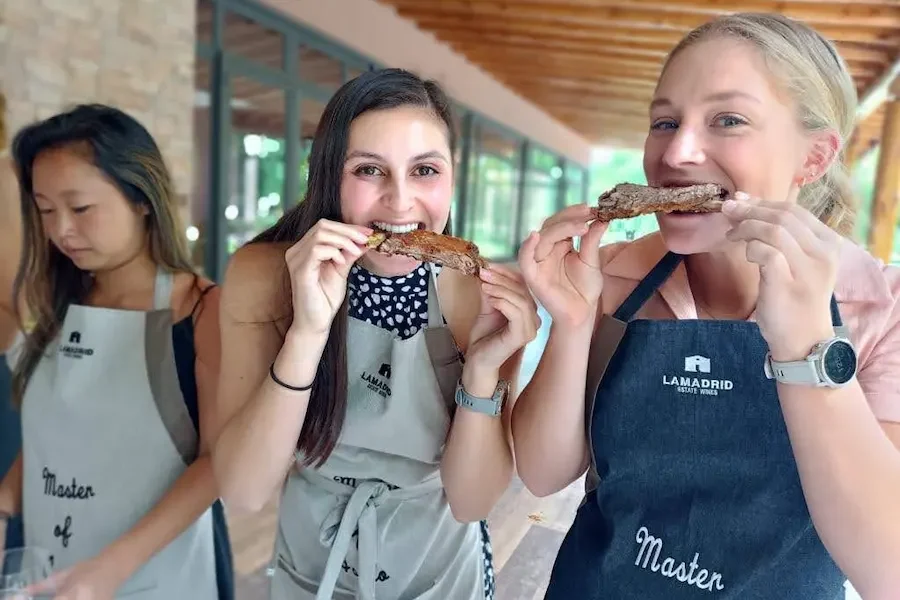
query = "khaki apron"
(270, 267, 485, 599)
(20, 269, 218, 598)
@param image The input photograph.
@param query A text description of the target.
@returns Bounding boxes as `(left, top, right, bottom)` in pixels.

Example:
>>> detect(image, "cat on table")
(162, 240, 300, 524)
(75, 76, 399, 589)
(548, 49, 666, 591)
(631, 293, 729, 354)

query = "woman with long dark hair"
(212, 68, 539, 599)
(0, 104, 232, 599)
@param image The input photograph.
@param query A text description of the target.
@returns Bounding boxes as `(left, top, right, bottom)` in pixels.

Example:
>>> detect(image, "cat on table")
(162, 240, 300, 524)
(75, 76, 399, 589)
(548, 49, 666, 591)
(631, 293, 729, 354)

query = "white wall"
(260, 0, 593, 166)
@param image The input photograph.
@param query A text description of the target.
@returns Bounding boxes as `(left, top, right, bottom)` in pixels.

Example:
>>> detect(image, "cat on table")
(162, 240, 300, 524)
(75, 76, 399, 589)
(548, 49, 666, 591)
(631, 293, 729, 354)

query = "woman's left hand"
(465, 264, 541, 377)
(28, 552, 125, 600)
(723, 193, 843, 361)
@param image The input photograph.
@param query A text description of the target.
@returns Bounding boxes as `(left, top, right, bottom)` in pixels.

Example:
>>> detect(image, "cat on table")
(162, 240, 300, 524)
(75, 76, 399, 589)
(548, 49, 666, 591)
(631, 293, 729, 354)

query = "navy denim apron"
(545, 252, 846, 599)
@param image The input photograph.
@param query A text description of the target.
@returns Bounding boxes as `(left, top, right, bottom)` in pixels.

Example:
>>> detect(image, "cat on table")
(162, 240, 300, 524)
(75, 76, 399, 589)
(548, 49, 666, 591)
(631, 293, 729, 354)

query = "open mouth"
(370, 221, 425, 234)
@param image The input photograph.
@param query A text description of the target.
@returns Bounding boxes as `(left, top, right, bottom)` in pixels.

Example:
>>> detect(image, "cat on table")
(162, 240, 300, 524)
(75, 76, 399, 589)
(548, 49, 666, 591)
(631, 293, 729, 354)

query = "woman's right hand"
(518, 204, 608, 329)
(285, 219, 372, 336)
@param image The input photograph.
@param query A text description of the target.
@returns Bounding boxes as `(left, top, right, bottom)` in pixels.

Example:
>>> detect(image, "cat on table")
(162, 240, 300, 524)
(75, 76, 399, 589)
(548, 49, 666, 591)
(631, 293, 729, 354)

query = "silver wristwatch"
(454, 379, 509, 417)
(764, 336, 857, 388)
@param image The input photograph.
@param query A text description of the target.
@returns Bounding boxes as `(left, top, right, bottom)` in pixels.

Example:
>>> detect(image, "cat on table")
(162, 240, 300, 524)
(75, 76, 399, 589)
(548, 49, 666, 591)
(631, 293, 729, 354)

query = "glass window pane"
(465, 124, 521, 261)
(196, 0, 213, 45)
(566, 163, 585, 206)
(299, 45, 343, 91)
(299, 98, 327, 201)
(190, 57, 212, 273)
(224, 11, 283, 71)
(520, 147, 561, 240)
(226, 75, 286, 256)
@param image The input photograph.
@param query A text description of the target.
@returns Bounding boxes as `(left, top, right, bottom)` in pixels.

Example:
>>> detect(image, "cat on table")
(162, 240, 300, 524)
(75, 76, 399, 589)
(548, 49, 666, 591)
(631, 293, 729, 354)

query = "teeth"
(373, 222, 419, 234)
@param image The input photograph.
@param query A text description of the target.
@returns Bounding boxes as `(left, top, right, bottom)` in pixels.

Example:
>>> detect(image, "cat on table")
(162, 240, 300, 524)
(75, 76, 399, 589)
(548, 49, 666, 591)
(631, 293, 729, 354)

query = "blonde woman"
(514, 13, 900, 600)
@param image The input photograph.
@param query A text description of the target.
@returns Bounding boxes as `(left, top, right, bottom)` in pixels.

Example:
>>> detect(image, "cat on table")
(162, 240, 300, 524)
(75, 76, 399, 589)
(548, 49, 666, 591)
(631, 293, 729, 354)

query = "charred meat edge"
(592, 183, 728, 221)
(365, 230, 487, 276)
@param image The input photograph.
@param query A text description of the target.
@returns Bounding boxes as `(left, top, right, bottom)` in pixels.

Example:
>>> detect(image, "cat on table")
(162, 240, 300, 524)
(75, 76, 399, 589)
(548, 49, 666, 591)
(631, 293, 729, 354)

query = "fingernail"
(734, 191, 751, 201)
(722, 199, 737, 212)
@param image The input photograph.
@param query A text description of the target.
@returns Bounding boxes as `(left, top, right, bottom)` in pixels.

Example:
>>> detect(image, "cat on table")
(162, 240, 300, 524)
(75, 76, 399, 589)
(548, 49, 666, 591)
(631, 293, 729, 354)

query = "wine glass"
(0, 547, 54, 599)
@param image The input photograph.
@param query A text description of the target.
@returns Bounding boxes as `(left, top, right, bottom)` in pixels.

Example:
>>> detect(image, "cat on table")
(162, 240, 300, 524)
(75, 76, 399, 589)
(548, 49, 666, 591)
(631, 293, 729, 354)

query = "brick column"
(0, 0, 197, 208)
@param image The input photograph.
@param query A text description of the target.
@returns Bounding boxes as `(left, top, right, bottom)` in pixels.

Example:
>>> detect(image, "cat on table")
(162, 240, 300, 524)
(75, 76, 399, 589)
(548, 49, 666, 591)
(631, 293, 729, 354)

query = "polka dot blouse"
(347, 262, 442, 339)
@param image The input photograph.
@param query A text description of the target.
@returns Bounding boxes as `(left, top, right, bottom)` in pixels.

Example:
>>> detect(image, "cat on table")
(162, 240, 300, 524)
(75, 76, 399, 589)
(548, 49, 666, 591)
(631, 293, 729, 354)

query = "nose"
(48, 209, 77, 242)
(382, 175, 415, 212)
(662, 124, 706, 169)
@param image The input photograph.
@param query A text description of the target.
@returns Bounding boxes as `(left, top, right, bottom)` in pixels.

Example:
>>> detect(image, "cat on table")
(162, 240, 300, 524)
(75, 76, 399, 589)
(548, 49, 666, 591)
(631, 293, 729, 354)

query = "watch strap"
(765, 355, 821, 385)
(455, 379, 507, 417)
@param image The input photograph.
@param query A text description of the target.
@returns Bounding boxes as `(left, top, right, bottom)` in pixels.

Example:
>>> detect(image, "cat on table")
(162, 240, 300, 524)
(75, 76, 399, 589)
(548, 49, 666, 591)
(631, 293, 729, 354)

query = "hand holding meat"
(466, 264, 541, 374)
(285, 219, 372, 337)
(723, 194, 842, 360)
(518, 204, 609, 329)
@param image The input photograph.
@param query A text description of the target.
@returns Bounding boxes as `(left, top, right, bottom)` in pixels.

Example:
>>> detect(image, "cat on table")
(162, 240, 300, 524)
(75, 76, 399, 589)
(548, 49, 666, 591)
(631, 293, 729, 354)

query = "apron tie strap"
(317, 481, 388, 600)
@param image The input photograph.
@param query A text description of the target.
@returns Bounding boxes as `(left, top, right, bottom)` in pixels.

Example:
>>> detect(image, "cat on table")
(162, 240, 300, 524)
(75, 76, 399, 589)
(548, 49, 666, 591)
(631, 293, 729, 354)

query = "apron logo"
(360, 363, 392, 399)
(684, 355, 710, 373)
(662, 355, 734, 396)
(634, 526, 725, 592)
(59, 330, 94, 359)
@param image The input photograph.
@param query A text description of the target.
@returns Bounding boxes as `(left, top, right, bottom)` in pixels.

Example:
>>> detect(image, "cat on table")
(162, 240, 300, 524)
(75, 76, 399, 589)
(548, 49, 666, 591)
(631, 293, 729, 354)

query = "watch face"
(823, 340, 857, 385)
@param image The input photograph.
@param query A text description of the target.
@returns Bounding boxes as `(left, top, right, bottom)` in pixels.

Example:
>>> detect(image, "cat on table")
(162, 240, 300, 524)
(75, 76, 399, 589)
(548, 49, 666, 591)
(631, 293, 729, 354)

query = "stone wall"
(0, 0, 196, 202)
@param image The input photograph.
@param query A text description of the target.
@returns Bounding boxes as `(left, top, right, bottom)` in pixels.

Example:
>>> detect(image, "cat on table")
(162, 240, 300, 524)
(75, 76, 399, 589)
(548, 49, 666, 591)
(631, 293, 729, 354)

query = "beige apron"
(270, 267, 485, 599)
(20, 269, 218, 598)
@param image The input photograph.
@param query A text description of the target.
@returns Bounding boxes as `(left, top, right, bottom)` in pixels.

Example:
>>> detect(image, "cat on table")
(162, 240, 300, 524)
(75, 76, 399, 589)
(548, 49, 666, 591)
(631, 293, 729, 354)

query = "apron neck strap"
(613, 251, 845, 329)
(152, 267, 173, 310)
(613, 252, 684, 321)
(426, 264, 443, 328)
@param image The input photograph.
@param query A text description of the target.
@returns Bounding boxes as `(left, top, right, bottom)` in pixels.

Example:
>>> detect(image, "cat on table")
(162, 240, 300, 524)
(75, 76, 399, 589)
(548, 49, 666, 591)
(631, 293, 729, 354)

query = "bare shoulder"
(437, 265, 483, 353)
(221, 242, 293, 326)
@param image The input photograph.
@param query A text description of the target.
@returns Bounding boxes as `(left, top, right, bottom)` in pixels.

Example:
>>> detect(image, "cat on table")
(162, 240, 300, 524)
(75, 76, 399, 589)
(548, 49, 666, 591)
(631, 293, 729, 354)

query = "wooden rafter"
(377, 0, 900, 149)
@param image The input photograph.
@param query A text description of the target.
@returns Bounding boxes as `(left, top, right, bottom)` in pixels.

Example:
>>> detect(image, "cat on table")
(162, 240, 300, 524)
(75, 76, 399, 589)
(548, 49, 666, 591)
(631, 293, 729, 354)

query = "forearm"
(0, 452, 22, 515)
(441, 364, 513, 522)
(104, 456, 218, 583)
(212, 330, 324, 513)
(780, 382, 900, 598)
(511, 322, 593, 496)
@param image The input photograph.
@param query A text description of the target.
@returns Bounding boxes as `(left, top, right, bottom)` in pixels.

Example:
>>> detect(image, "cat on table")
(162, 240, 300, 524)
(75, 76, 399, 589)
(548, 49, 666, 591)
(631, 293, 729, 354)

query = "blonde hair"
(664, 13, 858, 237)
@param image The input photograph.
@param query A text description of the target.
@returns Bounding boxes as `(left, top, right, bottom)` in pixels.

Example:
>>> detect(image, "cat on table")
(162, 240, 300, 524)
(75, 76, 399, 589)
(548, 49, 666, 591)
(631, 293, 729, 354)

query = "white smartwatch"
(454, 379, 509, 417)
(764, 336, 857, 388)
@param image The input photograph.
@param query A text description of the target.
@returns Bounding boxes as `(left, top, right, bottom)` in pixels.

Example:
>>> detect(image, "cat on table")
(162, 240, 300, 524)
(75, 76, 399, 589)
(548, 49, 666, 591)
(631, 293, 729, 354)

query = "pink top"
(598, 232, 900, 423)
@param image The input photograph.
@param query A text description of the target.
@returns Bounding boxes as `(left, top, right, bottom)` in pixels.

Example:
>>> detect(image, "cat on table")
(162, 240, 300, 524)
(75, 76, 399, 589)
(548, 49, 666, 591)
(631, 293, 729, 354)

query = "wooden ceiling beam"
(464, 45, 881, 81)
(424, 19, 894, 62)
(404, 12, 899, 47)
(464, 49, 664, 73)
(387, 1, 899, 31)
(436, 32, 671, 60)
(511, 82, 654, 103)
(442, 33, 889, 68)
(487, 62, 661, 83)
(498, 75, 658, 94)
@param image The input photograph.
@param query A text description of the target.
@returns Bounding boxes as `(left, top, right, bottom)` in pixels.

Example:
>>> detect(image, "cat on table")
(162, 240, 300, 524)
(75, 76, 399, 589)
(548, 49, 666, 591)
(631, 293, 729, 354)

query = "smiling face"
(643, 36, 828, 255)
(31, 145, 149, 272)
(340, 105, 454, 276)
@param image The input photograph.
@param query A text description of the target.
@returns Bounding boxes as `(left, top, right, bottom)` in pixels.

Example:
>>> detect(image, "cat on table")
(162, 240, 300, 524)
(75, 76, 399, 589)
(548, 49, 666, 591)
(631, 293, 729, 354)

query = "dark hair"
(253, 68, 456, 467)
(11, 103, 193, 407)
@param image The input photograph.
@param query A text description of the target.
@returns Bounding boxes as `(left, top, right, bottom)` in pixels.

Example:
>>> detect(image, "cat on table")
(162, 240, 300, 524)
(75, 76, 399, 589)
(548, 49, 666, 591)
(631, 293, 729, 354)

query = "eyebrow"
(345, 150, 449, 164)
(34, 190, 81, 200)
(649, 91, 762, 111)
